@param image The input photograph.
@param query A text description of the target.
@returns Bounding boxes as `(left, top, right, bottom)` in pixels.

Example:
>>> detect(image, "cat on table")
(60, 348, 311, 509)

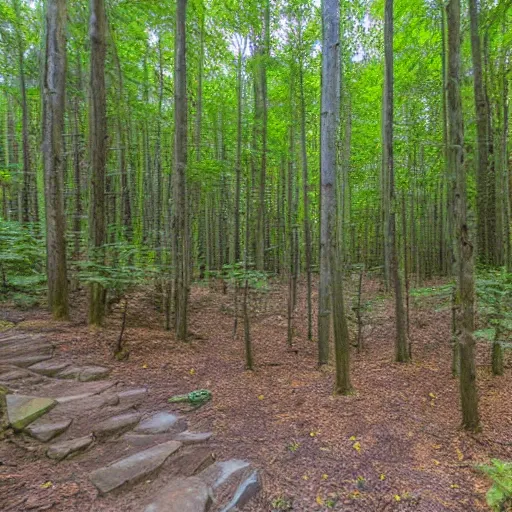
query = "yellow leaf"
(321, 473, 328, 480)
(433, 459, 440, 466)
(456, 447, 464, 461)
(450, 484, 459, 489)
(142, 363, 148, 369)
(310, 431, 319, 437)
(349, 435, 357, 441)
(258, 394, 265, 400)
(394, 495, 401, 502)
(40, 481, 53, 489)
(353, 441, 361, 453)
(432, 444, 441, 450)
(189, 368, 196, 375)
(320, 447, 331, 452)
(429, 392, 436, 399)
(380, 473, 386, 481)
(302, 474, 309, 481)
(316, 495, 324, 506)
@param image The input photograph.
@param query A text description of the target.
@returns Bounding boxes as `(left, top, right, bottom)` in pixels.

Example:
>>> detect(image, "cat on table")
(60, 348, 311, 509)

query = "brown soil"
(1, 277, 510, 511)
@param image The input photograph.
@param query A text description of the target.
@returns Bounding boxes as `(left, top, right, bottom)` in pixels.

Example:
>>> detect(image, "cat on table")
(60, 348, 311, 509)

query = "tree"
(88, 0, 107, 325)
(468, 0, 494, 266)
(321, 0, 352, 393)
(172, 0, 189, 340)
(383, 0, 409, 362)
(446, 0, 480, 431)
(42, 0, 68, 320)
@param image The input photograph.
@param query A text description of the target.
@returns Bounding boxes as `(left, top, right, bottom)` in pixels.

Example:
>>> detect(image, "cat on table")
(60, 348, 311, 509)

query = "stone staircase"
(0, 329, 260, 511)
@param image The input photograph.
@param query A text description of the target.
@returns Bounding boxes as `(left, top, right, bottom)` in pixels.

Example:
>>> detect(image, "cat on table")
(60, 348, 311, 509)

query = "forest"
(0, 0, 512, 510)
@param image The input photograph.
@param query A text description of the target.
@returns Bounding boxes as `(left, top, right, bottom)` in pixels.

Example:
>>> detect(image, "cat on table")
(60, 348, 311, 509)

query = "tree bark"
(384, 0, 409, 362)
(321, 0, 352, 393)
(43, 0, 69, 320)
(88, 0, 107, 326)
(172, 0, 189, 340)
(447, 0, 480, 432)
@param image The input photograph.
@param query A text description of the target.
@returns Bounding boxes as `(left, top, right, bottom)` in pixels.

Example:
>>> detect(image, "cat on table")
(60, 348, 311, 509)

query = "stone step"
(28, 360, 71, 377)
(25, 418, 72, 442)
(93, 412, 141, 439)
(46, 434, 94, 460)
(56, 365, 110, 382)
(89, 440, 182, 494)
(135, 412, 186, 435)
(144, 477, 212, 512)
(218, 470, 260, 512)
(6, 394, 57, 430)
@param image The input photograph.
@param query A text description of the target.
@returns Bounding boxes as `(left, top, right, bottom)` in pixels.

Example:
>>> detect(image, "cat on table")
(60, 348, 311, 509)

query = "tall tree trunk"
(13, 0, 32, 225)
(468, 0, 493, 266)
(298, 29, 313, 341)
(447, 0, 480, 432)
(255, 0, 269, 271)
(172, 0, 189, 341)
(234, 37, 246, 264)
(321, 0, 352, 393)
(384, 0, 409, 362)
(43, 0, 69, 319)
(88, 0, 107, 325)
(72, 53, 83, 261)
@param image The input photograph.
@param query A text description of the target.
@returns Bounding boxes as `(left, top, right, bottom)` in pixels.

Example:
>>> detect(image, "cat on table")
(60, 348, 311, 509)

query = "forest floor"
(1, 276, 511, 511)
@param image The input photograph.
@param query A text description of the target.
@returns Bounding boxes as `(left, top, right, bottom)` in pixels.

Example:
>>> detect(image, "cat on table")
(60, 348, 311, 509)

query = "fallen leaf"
(450, 483, 459, 489)
(380, 473, 386, 481)
(316, 495, 324, 505)
(189, 368, 196, 375)
(40, 481, 53, 489)
(433, 459, 440, 466)
(353, 441, 361, 453)
(142, 363, 148, 369)
(429, 392, 436, 399)
(394, 495, 401, 502)
(258, 394, 265, 400)
(456, 447, 464, 461)
(302, 474, 309, 481)
(349, 435, 357, 441)
(321, 473, 328, 480)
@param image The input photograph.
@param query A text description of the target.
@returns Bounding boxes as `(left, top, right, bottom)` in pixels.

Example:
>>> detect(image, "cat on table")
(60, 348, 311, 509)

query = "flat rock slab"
(1, 354, 53, 368)
(117, 387, 147, 406)
(47, 434, 93, 460)
(200, 460, 250, 490)
(42, 380, 116, 401)
(135, 412, 184, 435)
(89, 440, 182, 494)
(29, 360, 70, 377)
(174, 431, 213, 445)
(144, 477, 212, 512)
(56, 367, 82, 380)
(219, 470, 260, 512)
(6, 394, 57, 430)
(79, 366, 110, 382)
(25, 419, 72, 442)
(94, 412, 141, 439)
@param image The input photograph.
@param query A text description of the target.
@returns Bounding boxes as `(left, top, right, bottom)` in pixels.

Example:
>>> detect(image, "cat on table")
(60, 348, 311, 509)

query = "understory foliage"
(478, 459, 512, 511)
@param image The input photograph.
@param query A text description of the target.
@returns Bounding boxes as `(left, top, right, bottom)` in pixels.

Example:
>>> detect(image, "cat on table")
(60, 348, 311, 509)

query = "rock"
(117, 387, 147, 406)
(56, 366, 82, 380)
(25, 419, 72, 442)
(0, 369, 32, 381)
(47, 434, 93, 460)
(218, 470, 260, 512)
(144, 477, 212, 512)
(79, 366, 110, 382)
(89, 440, 182, 494)
(6, 394, 57, 430)
(0, 354, 53, 368)
(167, 446, 215, 477)
(29, 360, 70, 377)
(94, 412, 141, 439)
(200, 459, 250, 490)
(174, 431, 213, 445)
(56, 392, 94, 404)
(135, 412, 184, 435)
